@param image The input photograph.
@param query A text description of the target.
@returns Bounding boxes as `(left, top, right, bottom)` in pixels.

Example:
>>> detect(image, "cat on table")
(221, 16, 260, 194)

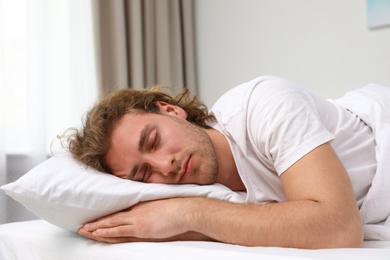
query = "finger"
(78, 227, 106, 242)
(79, 226, 194, 244)
(84, 211, 132, 231)
(92, 224, 136, 238)
(79, 226, 148, 243)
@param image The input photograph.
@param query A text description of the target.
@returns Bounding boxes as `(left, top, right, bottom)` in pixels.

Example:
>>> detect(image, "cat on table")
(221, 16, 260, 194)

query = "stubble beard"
(170, 115, 219, 185)
(187, 122, 219, 185)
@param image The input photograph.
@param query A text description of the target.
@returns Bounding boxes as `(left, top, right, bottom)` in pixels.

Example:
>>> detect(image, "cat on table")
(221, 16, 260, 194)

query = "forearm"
(182, 198, 363, 248)
(80, 191, 362, 247)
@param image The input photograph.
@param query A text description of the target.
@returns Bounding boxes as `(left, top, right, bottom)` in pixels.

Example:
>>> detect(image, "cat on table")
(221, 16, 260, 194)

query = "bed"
(0, 220, 389, 260)
(1, 154, 390, 259)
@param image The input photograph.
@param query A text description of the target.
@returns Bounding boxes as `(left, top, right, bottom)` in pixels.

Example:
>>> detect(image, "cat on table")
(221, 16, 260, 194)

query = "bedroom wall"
(194, 0, 390, 107)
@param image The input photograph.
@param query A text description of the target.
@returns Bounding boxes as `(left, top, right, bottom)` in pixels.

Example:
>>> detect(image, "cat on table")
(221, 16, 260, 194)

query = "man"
(70, 76, 390, 248)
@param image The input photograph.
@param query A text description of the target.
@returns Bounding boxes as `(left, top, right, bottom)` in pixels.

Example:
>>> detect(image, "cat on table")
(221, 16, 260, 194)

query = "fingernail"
(84, 224, 91, 231)
(92, 229, 103, 236)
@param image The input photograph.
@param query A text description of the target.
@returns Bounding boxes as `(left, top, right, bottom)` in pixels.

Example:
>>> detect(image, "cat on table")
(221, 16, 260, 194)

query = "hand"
(78, 198, 209, 243)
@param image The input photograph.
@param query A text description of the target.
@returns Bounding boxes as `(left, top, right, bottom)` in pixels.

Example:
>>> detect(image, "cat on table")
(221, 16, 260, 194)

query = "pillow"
(1, 153, 245, 232)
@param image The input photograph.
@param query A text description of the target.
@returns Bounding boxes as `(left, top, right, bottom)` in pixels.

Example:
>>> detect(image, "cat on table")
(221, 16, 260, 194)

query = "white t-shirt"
(209, 76, 376, 207)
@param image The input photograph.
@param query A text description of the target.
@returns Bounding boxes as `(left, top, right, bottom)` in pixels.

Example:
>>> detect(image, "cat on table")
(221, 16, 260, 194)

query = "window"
(0, 0, 98, 155)
(0, 0, 28, 152)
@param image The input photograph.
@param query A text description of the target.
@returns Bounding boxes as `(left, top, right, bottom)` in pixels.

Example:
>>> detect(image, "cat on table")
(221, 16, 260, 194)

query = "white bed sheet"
(0, 220, 390, 260)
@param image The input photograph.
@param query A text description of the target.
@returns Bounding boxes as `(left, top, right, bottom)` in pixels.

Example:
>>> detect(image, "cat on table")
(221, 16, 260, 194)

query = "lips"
(179, 155, 192, 181)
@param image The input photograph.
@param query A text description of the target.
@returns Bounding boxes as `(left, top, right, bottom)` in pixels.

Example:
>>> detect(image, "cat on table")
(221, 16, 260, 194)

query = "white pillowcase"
(1, 153, 245, 232)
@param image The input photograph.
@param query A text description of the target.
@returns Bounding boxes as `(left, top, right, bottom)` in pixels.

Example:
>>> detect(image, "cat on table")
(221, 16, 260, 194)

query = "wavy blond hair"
(62, 86, 214, 173)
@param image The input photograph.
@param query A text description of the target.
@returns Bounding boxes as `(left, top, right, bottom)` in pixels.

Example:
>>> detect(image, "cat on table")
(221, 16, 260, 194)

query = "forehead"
(105, 113, 151, 173)
(108, 112, 176, 151)
(111, 113, 153, 143)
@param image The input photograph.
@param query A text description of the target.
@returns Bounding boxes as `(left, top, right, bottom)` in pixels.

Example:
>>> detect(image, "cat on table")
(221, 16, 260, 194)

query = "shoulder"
(245, 76, 319, 121)
(249, 76, 314, 103)
(210, 76, 301, 116)
(209, 75, 320, 128)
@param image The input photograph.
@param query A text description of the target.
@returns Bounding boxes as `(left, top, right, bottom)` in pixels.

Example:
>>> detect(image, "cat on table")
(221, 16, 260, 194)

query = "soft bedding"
(1, 131, 390, 258)
(1, 153, 244, 232)
(335, 84, 390, 240)
(0, 220, 390, 260)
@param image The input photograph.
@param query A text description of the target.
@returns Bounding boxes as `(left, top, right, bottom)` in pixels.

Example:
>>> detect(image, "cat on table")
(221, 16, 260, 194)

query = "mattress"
(1, 220, 389, 260)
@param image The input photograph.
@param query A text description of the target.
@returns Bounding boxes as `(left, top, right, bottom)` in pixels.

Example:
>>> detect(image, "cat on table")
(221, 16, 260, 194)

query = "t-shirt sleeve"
(247, 77, 334, 175)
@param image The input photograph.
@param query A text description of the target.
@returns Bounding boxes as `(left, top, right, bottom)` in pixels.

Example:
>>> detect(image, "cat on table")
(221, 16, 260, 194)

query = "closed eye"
(133, 164, 151, 182)
(150, 130, 159, 151)
(128, 164, 146, 182)
(142, 164, 151, 182)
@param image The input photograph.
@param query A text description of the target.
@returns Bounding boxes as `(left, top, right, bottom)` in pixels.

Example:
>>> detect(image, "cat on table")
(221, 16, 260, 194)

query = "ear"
(155, 101, 188, 119)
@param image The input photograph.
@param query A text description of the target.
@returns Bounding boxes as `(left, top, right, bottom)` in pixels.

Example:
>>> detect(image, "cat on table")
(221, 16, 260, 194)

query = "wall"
(194, 0, 390, 107)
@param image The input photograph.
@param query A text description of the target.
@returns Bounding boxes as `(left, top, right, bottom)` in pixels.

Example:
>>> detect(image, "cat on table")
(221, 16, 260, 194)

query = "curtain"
(93, 0, 197, 94)
(1, 0, 196, 224)
(0, 0, 98, 224)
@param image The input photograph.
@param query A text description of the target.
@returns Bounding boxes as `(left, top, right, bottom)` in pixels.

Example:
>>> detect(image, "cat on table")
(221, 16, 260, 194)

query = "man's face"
(105, 103, 219, 185)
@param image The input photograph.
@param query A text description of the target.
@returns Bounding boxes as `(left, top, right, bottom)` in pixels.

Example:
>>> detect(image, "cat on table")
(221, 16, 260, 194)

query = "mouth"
(179, 155, 192, 182)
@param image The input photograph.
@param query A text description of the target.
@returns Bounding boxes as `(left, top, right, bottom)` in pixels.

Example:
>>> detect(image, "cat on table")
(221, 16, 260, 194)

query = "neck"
(205, 128, 246, 191)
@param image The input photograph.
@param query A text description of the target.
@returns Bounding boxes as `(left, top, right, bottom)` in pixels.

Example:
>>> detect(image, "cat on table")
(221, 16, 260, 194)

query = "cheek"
(161, 133, 184, 154)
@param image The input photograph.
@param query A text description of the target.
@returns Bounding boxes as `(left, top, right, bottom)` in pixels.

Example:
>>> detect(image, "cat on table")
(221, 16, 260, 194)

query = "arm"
(189, 143, 363, 248)
(78, 200, 214, 243)
(79, 143, 363, 248)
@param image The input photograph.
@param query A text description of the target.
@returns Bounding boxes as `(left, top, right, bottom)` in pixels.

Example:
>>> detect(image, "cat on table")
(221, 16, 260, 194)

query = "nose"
(144, 152, 176, 177)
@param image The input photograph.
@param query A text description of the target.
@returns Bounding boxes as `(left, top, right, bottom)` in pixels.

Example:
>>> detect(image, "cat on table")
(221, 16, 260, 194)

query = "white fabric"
(1, 220, 389, 260)
(0, 154, 244, 232)
(2, 76, 389, 242)
(0, 0, 98, 225)
(210, 76, 376, 205)
(210, 76, 386, 239)
(335, 84, 390, 240)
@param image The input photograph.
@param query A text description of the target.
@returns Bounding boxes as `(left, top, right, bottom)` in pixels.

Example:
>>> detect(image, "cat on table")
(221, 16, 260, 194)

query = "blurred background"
(1, 0, 389, 224)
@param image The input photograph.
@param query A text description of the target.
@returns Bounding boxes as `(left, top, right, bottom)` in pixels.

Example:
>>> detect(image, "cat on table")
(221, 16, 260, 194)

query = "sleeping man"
(68, 76, 390, 249)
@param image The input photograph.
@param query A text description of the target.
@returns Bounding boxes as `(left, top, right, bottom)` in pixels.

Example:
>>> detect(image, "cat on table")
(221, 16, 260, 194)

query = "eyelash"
(151, 132, 159, 150)
(141, 164, 150, 182)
